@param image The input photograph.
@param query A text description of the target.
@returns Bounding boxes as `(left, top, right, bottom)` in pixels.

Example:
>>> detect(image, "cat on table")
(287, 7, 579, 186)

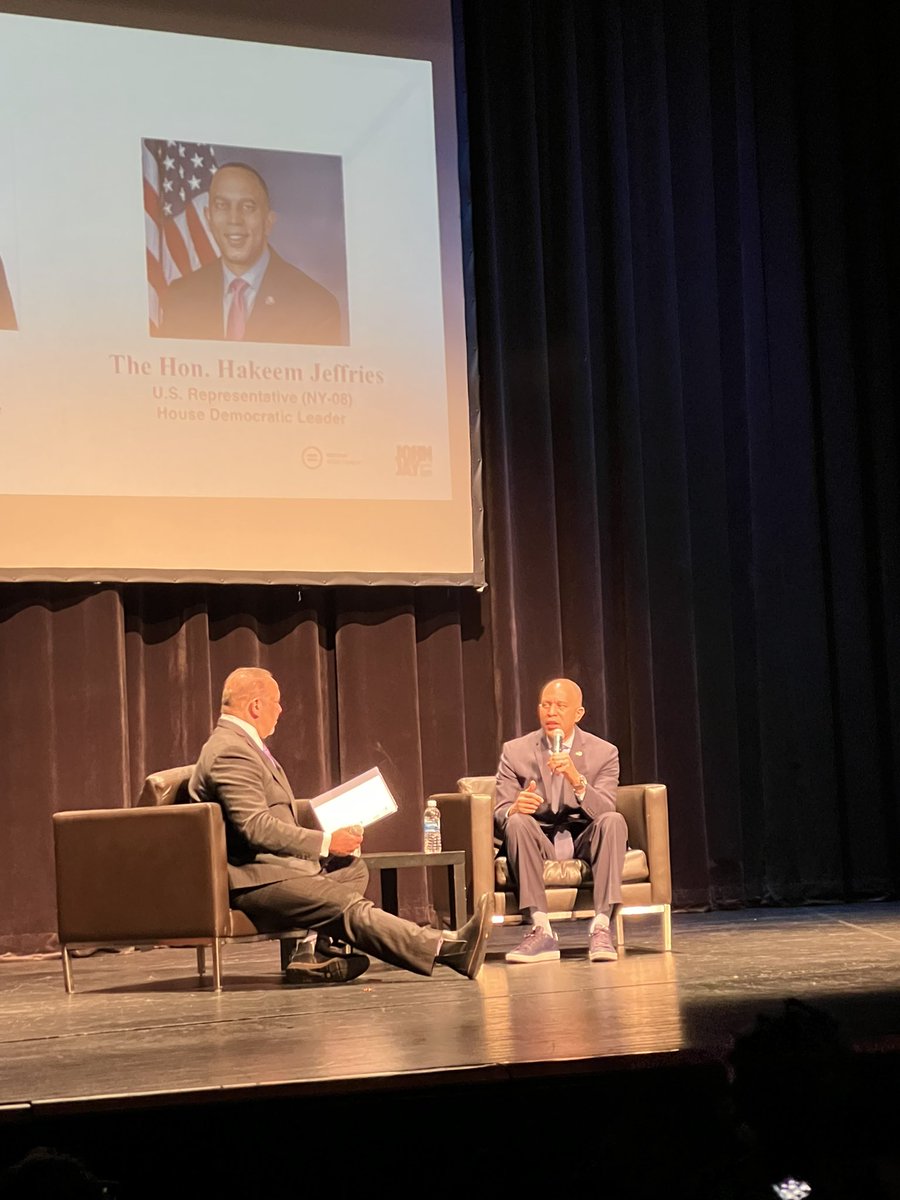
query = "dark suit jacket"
(0, 257, 16, 331)
(189, 718, 325, 889)
(157, 248, 342, 345)
(494, 725, 620, 841)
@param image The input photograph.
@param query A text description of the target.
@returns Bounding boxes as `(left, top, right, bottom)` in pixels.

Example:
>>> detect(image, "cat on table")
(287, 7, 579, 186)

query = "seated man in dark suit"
(159, 162, 342, 345)
(190, 667, 492, 985)
(494, 677, 627, 964)
(0, 254, 16, 330)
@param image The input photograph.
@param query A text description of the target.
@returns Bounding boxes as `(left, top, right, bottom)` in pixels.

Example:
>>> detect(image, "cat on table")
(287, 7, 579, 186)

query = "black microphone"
(549, 729, 564, 754)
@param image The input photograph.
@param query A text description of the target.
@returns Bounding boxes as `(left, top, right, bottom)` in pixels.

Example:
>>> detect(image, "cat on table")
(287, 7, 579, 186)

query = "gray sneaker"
(588, 925, 618, 962)
(505, 926, 560, 963)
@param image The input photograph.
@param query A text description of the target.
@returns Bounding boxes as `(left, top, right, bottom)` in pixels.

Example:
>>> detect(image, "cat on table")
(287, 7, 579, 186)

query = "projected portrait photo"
(0, 254, 15, 330)
(143, 139, 349, 345)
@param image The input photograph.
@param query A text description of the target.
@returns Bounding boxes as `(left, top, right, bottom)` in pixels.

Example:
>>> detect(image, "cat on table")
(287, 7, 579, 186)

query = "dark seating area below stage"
(2, 904, 900, 1199)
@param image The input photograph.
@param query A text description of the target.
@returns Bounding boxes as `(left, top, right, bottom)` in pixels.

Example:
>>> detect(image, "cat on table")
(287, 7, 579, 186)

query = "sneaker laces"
(525, 925, 554, 942)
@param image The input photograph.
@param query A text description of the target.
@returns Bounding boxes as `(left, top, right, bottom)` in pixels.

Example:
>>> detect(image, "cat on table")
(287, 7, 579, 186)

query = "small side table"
(363, 849, 468, 928)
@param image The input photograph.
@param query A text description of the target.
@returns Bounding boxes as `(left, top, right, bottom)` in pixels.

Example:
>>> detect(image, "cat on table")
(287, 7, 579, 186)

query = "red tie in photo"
(226, 277, 249, 340)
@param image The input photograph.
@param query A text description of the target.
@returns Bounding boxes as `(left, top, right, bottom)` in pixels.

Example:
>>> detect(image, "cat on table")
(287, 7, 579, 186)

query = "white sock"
(590, 913, 610, 934)
(531, 912, 554, 936)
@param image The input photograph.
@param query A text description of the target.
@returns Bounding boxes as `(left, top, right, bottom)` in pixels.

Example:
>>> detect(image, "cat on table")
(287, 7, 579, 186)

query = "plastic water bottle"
(423, 798, 442, 853)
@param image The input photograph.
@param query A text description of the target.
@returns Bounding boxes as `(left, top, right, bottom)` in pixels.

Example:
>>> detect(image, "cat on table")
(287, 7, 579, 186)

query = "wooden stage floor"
(2, 902, 900, 1197)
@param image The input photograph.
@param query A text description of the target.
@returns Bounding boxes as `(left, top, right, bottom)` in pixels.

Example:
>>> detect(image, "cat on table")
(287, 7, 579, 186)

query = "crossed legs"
(231, 859, 442, 976)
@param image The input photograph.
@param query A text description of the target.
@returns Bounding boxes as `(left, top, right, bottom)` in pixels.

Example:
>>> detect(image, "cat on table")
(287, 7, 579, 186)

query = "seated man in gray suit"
(494, 677, 627, 963)
(191, 667, 491, 985)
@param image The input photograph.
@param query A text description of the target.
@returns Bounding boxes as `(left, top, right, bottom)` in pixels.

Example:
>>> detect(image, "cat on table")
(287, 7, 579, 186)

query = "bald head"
(221, 667, 282, 738)
(538, 677, 585, 740)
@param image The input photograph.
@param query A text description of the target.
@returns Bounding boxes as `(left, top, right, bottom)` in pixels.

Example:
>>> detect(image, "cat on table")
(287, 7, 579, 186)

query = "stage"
(2, 903, 900, 1198)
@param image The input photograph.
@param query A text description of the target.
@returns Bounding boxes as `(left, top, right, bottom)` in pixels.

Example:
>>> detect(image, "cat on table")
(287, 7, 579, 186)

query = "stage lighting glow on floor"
(772, 1179, 811, 1199)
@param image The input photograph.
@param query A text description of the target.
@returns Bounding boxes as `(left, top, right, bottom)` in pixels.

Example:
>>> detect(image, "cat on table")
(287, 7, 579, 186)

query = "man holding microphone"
(493, 678, 627, 963)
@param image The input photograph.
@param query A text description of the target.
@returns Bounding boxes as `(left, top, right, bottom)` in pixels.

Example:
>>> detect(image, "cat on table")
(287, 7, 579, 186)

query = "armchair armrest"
(643, 784, 671, 905)
(53, 803, 231, 943)
(615, 783, 671, 904)
(428, 791, 496, 908)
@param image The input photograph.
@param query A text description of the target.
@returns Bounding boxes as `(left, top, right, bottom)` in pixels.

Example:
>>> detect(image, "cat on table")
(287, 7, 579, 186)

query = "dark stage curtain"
(2, 0, 899, 954)
(462, 0, 900, 909)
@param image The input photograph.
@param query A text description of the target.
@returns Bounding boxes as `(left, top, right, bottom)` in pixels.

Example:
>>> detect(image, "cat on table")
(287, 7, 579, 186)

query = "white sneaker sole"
(505, 948, 561, 963)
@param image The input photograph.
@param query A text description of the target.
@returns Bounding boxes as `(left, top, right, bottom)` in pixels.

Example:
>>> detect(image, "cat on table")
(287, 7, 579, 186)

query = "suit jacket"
(494, 725, 620, 841)
(157, 248, 342, 345)
(189, 718, 325, 889)
(0, 257, 16, 331)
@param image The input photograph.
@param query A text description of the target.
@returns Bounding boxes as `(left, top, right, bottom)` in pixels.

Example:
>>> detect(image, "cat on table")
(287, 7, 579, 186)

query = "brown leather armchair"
(429, 777, 672, 950)
(52, 766, 308, 993)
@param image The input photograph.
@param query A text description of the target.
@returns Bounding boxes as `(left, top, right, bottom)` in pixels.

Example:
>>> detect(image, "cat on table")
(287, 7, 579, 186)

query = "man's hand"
(548, 752, 583, 789)
(510, 779, 542, 816)
(330, 824, 364, 856)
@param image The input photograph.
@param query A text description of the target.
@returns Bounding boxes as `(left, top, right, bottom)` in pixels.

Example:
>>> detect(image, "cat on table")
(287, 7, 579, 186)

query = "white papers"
(310, 767, 398, 833)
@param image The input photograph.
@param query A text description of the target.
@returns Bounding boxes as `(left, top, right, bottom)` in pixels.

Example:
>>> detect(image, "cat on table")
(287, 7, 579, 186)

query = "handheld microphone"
(550, 729, 564, 754)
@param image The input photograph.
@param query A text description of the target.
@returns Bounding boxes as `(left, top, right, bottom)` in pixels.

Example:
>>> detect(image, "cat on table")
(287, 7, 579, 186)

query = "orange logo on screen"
(301, 447, 324, 469)
(396, 445, 432, 477)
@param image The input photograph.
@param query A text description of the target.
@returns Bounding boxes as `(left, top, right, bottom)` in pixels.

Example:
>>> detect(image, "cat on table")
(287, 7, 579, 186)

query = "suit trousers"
(503, 810, 628, 918)
(230, 856, 442, 976)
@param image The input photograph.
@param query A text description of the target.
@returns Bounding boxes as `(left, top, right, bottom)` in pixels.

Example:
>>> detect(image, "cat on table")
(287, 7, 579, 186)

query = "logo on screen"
(395, 445, 432, 477)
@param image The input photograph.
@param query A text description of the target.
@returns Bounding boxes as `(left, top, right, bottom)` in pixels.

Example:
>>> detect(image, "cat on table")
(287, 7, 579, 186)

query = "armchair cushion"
(492, 850, 649, 889)
(137, 764, 194, 807)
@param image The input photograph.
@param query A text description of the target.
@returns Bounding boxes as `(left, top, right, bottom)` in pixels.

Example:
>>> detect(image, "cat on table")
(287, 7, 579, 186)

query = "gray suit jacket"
(494, 726, 620, 841)
(189, 718, 325, 889)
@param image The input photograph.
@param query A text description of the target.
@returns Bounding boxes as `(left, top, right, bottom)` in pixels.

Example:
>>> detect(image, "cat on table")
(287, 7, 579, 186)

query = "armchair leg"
(614, 910, 625, 950)
(614, 904, 673, 952)
(197, 946, 207, 979)
(211, 938, 222, 991)
(61, 945, 74, 994)
(662, 903, 672, 952)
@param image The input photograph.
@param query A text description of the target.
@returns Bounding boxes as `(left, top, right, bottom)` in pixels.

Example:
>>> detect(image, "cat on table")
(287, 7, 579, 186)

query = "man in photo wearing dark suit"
(0, 254, 16, 330)
(190, 667, 492, 985)
(494, 677, 627, 964)
(159, 162, 342, 345)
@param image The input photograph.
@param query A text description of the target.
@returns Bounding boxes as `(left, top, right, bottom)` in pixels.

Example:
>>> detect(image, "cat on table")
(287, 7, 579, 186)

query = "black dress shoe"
(437, 893, 493, 979)
(284, 942, 370, 986)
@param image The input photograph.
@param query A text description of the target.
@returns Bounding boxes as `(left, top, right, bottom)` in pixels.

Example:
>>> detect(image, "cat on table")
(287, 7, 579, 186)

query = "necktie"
(226, 277, 249, 340)
(259, 742, 281, 772)
(550, 770, 564, 814)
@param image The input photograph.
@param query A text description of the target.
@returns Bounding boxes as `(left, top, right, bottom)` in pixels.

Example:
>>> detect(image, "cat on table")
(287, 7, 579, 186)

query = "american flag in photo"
(143, 139, 219, 332)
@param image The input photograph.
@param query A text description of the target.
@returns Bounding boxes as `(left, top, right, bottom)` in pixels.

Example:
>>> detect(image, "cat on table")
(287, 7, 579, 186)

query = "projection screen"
(0, 1, 483, 585)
